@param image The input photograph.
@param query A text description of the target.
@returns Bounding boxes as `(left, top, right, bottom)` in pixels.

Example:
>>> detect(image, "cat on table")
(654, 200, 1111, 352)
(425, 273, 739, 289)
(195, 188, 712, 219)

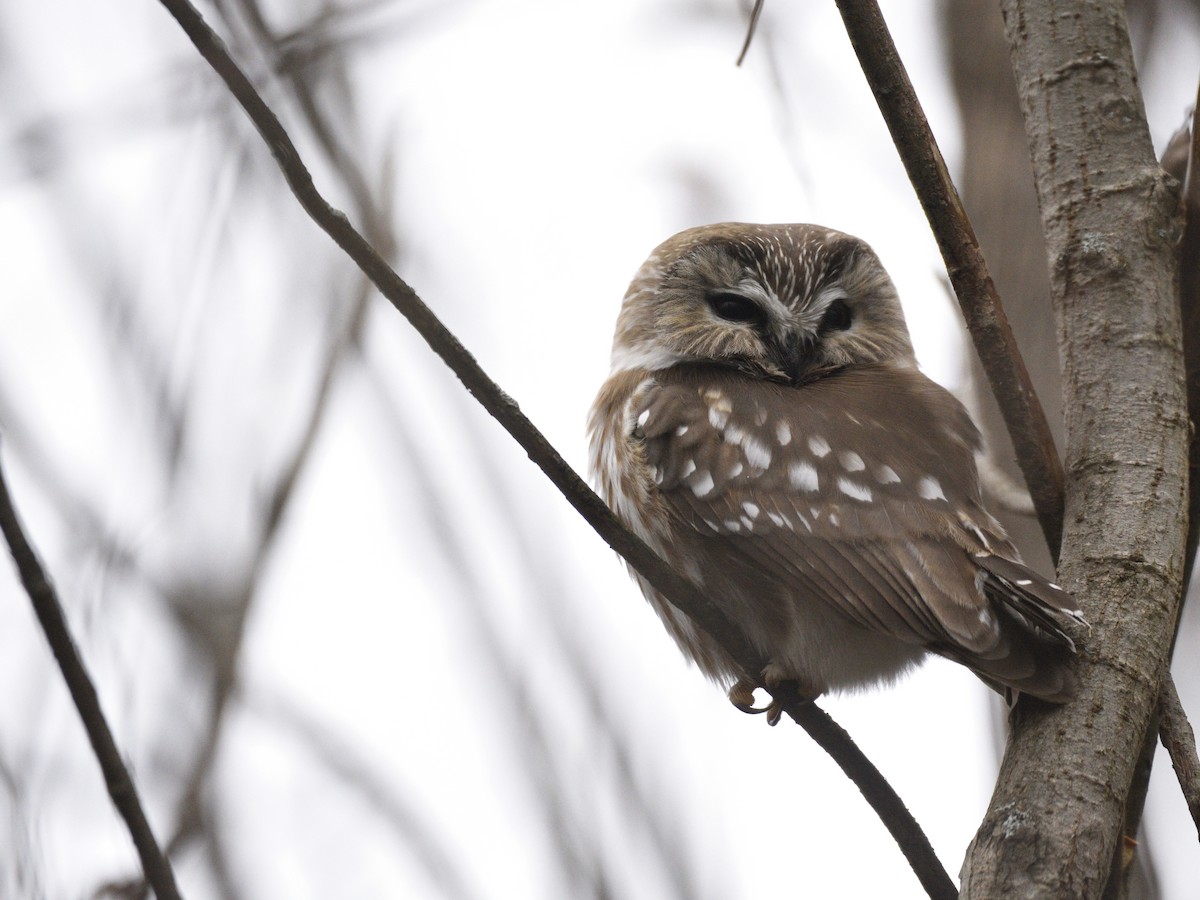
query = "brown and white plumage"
(588, 223, 1085, 706)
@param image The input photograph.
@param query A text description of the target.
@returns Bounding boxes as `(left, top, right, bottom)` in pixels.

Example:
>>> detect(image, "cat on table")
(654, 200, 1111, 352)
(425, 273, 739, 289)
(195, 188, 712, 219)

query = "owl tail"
(950, 553, 1087, 704)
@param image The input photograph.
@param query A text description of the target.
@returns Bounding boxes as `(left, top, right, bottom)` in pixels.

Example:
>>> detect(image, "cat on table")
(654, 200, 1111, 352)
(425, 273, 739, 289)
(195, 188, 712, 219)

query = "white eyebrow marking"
(691, 471, 715, 497)
(788, 461, 819, 492)
(837, 478, 873, 502)
(839, 451, 865, 472)
(775, 421, 792, 445)
(808, 435, 831, 457)
(917, 476, 947, 501)
(637, 409, 650, 429)
(875, 465, 901, 484)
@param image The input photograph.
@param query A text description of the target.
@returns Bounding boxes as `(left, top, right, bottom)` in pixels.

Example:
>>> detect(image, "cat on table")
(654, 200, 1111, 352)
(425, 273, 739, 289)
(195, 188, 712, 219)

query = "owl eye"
(707, 291, 766, 326)
(819, 298, 853, 333)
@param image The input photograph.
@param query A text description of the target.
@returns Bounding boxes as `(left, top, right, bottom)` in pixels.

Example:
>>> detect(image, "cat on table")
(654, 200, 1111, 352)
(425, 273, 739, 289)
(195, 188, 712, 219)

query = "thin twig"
(834, 0, 1065, 561)
(1159, 675, 1200, 840)
(0, 449, 182, 900)
(149, 1, 957, 896)
(735, 0, 764, 67)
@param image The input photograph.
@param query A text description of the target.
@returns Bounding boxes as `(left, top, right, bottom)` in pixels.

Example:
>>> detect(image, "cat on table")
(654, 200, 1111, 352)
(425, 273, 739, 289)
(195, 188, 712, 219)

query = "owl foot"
(727, 677, 786, 726)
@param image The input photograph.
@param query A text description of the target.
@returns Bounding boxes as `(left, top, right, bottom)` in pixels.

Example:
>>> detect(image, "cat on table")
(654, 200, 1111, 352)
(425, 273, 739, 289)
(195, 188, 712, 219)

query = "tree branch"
(833, 0, 1065, 560)
(149, 0, 956, 896)
(0, 450, 182, 900)
(1159, 675, 1200, 840)
(960, 2, 1187, 895)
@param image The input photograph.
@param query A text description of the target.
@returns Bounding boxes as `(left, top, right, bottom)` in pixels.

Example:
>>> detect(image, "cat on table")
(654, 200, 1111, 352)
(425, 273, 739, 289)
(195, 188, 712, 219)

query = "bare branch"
(1159, 676, 1200, 841)
(735, 0, 764, 67)
(833, 0, 1066, 559)
(0, 450, 182, 900)
(961, 1, 1186, 894)
(149, 0, 956, 896)
(1176, 79, 1200, 593)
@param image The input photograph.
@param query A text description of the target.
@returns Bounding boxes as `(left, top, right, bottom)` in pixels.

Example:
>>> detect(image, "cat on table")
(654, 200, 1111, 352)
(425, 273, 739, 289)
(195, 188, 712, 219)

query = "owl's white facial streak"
(610, 223, 916, 385)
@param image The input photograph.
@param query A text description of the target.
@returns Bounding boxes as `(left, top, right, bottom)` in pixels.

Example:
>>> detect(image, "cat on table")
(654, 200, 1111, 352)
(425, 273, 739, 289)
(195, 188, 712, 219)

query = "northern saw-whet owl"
(588, 223, 1085, 715)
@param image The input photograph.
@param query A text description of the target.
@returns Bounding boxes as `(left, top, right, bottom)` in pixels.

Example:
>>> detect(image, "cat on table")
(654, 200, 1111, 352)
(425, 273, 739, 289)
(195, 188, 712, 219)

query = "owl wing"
(633, 363, 1084, 698)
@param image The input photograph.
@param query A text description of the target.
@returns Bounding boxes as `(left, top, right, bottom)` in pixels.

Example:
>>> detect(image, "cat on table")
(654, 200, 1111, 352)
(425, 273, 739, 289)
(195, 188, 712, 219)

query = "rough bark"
(959, 3, 1187, 897)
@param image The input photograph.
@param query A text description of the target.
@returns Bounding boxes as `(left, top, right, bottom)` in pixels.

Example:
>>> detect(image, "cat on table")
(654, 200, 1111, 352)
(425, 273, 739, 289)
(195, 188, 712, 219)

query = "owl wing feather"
(633, 363, 1083, 701)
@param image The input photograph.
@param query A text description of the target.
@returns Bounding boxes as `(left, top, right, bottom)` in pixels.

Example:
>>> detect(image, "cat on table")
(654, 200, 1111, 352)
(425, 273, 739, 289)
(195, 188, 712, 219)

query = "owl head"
(610, 223, 916, 383)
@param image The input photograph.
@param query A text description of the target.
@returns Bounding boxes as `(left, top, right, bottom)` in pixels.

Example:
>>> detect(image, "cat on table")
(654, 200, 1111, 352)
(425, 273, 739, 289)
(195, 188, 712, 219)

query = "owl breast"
(588, 363, 963, 694)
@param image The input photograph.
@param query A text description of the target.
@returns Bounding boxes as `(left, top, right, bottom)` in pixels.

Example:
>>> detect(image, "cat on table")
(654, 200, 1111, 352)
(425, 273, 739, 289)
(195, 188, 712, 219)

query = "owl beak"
(775, 332, 814, 385)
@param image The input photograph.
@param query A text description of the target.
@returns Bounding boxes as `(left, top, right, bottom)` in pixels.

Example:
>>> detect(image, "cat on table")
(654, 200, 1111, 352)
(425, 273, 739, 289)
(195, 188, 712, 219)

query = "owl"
(588, 223, 1085, 718)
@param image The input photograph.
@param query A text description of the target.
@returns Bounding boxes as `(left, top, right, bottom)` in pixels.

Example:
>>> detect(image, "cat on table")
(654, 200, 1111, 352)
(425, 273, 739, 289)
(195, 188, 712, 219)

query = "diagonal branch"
(149, 0, 956, 896)
(833, 0, 1065, 560)
(1159, 675, 1200, 840)
(0, 449, 182, 900)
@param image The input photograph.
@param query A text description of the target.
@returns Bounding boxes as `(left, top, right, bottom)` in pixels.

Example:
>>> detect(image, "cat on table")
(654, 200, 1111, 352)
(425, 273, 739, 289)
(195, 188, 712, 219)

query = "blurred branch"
(735, 0, 763, 66)
(0, 450, 182, 900)
(1159, 676, 1200, 840)
(833, 0, 1065, 560)
(249, 690, 485, 900)
(150, 0, 956, 896)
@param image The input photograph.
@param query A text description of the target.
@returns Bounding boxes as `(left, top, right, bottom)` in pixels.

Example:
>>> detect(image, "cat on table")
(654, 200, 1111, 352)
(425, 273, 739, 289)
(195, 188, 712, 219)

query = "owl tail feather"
(974, 553, 1087, 650)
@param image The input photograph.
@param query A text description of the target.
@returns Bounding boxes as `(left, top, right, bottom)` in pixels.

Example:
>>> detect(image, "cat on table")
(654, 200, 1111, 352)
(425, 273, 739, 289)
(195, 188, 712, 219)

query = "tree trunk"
(959, 2, 1187, 896)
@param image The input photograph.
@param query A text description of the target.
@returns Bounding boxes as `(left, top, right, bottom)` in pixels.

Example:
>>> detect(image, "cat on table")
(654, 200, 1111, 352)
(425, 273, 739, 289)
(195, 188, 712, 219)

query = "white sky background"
(1, 0, 1198, 898)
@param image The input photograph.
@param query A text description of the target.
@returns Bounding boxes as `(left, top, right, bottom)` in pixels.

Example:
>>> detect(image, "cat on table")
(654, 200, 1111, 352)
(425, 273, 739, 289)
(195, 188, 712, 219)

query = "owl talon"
(728, 678, 786, 725)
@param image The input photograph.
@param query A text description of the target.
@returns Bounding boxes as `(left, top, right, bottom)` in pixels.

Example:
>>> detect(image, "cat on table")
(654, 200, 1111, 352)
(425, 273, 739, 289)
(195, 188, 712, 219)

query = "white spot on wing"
(708, 407, 730, 430)
(690, 471, 715, 497)
(636, 409, 650, 429)
(742, 501, 760, 518)
(680, 459, 696, 478)
(875, 465, 901, 484)
(839, 451, 865, 472)
(837, 478, 873, 502)
(723, 519, 741, 532)
(788, 461, 820, 492)
(675, 424, 689, 437)
(775, 421, 792, 445)
(743, 436, 772, 470)
(917, 476, 947, 501)
(808, 435, 831, 457)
